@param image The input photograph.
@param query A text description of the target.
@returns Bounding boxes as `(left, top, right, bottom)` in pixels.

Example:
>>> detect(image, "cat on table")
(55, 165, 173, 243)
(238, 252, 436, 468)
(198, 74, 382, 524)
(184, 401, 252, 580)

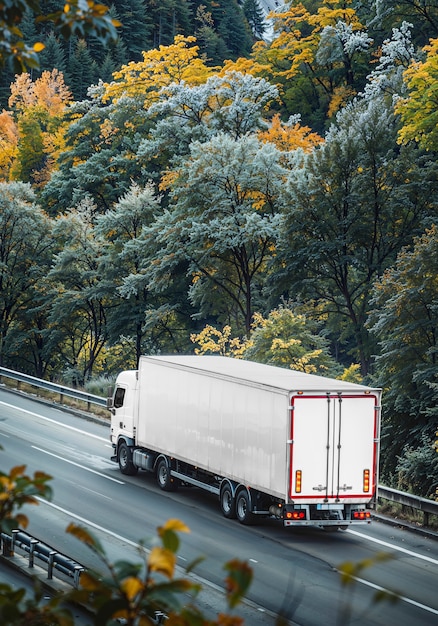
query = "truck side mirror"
(107, 384, 114, 404)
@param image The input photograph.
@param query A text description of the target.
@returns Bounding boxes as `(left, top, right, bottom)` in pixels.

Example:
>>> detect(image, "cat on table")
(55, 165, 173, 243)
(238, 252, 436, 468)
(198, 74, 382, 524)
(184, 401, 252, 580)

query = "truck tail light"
(363, 469, 370, 493)
(295, 470, 302, 493)
(353, 510, 371, 520)
(285, 510, 306, 520)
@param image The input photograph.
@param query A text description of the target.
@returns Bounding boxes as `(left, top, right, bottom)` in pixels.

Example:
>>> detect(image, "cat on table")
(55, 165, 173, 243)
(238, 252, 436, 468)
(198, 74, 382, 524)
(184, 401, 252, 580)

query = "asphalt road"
(1, 387, 438, 625)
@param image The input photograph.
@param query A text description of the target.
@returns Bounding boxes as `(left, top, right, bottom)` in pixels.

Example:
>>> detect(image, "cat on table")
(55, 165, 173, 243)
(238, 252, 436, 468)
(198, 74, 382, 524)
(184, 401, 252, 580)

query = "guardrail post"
(1, 533, 13, 557)
(29, 539, 39, 568)
(48, 550, 57, 579)
(73, 565, 83, 589)
(11, 529, 19, 554)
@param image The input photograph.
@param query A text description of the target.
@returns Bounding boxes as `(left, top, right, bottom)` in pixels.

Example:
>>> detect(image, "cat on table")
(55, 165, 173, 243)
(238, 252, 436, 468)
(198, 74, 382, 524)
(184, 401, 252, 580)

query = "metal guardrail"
(378, 485, 438, 527)
(1, 529, 84, 588)
(0, 366, 107, 410)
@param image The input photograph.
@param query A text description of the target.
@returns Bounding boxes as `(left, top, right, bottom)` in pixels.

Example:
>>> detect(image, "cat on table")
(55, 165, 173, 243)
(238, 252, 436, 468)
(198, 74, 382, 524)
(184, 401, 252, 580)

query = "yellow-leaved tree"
(252, 0, 371, 118)
(219, 56, 271, 78)
(395, 38, 438, 151)
(0, 111, 18, 182)
(255, 0, 362, 78)
(258, 113, 324, 153)
(191, 325, 247, 358)
(103, 35, 214, 106)
(7, 69, 72, 186)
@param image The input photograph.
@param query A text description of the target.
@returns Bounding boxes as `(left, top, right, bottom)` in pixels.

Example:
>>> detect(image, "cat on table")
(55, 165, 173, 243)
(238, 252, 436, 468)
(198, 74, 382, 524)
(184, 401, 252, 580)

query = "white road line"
(0, 400, 108, 442)
(4, 399, 437, 616)
(37, 499, 438, 618)
(347, 529, 438, 565)
(36, 497, 141, 547)
(32, 446, 124, 484)
(67, 481, 113, 500)
(35, 498, 277, 619)
(336, 570, 438, 616)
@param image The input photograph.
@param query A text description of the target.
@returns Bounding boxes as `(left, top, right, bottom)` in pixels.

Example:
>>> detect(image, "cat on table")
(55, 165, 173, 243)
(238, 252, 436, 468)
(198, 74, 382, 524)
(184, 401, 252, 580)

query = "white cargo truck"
(109, 355, 381, 530)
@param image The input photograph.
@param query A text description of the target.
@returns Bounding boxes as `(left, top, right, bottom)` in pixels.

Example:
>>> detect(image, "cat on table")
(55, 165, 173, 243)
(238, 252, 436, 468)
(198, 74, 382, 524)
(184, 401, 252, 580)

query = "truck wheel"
(156, 458, 177, 492)
(220, 483, 237, 519)
(235, 489, 255, 525)
(118, 442, 138, 476)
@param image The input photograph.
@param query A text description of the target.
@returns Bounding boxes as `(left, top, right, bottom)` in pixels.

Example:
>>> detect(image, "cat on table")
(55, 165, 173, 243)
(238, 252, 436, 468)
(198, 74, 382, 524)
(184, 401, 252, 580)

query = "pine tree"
(0, 66, 15, 110)
(67, 39, 98, 101)
(224, 3, 254, 57)
(20, 6, 40, 55)
(110, 37, 129, 69)
(144, 0, 193, 47)
(115, 0, 154, 59)
(194, 4, 229, 65)
(100, 53, 117, 84)
(213, 0, 254, 58)
(243, 0, 266, 39)
(38, 32, 68, 77)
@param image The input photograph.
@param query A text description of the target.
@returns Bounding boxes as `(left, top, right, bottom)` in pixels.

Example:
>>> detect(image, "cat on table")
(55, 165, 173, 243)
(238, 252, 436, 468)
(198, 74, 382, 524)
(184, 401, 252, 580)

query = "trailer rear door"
(289, 394, 379, 503)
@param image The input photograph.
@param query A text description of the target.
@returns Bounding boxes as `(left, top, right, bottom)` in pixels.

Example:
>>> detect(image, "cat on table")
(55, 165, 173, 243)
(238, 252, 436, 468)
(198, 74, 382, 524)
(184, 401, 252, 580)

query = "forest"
(0, 0, 437, 496)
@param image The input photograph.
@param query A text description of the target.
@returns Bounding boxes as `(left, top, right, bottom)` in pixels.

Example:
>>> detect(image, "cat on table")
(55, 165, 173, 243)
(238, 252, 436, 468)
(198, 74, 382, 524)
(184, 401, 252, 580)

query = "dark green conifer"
(39, 32, 68, 76)
(114, 0, 152, 60)
(243, 0, 266, 39)
(211, 0, 254, 58)
(67, 39, 99, 101)
(100, 53, 117, 83)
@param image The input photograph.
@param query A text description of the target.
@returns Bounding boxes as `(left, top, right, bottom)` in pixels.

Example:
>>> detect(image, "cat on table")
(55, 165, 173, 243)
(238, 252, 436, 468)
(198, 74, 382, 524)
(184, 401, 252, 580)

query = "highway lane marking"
(347, 529, 438, 565)
(4, 401, 437, 613)
(334, 569, 438, 616)
(67, 480, 113, 500)
(32, 446, 124, 484)
(0, 400, 108, 442)
(35, 499, 438, 619)
(35, 498, 275, 619)
(37, 496, 143, 547)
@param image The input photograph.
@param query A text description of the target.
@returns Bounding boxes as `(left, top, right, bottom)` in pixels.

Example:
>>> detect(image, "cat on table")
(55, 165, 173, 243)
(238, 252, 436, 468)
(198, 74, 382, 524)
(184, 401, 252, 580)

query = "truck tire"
(156, 458, 177, 492)
(118, 442, 138, 476)
(235, 488, 255, 525)
(220, 483, 237, 519)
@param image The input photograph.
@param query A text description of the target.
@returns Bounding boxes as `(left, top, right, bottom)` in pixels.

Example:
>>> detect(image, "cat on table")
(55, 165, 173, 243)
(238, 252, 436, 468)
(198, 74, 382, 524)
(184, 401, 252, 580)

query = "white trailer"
(109, 355, 381, 530)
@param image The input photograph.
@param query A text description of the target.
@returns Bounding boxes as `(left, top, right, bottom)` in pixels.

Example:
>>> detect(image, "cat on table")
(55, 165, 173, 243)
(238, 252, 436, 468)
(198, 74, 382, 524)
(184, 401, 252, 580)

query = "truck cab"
(109, 370, 138, 446)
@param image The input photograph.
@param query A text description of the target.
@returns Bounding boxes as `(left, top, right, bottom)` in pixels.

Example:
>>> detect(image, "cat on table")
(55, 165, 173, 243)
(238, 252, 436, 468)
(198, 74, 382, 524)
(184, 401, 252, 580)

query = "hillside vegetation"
(0, 0, 437, 496)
